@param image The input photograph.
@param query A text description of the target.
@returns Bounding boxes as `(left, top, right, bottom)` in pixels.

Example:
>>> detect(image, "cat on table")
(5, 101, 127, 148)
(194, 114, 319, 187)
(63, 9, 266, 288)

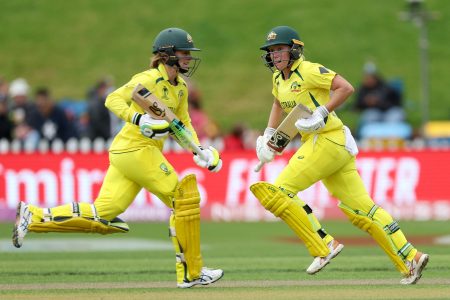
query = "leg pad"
(171, 174, 203, 283)
(29, 216, 129, 234)
(250, 182, 329, 257)
(339, 203, 411, 274)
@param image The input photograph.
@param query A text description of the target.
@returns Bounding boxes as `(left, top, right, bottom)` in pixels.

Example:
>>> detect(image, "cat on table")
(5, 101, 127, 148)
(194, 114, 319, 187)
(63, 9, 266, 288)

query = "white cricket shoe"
(306, 239, 344, 275)
(177, 267, 224, 288)
(12, 201, 32, 248)
(400, 252, 429, 285)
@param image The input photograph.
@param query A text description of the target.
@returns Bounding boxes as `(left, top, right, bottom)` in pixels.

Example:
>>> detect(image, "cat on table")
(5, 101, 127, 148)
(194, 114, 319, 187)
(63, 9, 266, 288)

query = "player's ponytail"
(150, 53, 164, 69)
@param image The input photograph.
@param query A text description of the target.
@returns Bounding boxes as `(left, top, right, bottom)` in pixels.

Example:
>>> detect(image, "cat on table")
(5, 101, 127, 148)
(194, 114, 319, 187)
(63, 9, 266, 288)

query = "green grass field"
(1, 221, 449, 299)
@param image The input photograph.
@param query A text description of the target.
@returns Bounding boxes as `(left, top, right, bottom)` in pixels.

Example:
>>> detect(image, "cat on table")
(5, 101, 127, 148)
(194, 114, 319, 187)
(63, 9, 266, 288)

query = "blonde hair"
(150, 53, 165, 68)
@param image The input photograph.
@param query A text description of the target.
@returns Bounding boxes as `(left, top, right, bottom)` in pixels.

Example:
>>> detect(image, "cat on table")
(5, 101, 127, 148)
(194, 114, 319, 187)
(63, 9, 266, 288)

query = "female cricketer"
(13, 27, 224, 288)
(250, 25, 428, 285)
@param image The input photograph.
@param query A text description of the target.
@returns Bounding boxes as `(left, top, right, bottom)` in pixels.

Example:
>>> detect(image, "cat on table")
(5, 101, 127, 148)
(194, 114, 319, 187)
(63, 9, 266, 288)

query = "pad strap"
(42, 208, 52, 222)
(72, 202, 80, 217)
(176, 253, 186, 263)
(367, 205, 379, 219)
(385, 221, 400, 234)
(90, 204, 99, 221)
(398, 242, 414, 259)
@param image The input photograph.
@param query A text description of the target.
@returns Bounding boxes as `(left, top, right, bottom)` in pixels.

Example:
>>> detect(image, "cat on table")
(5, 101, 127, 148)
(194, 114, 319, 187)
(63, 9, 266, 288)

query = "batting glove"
(193, 146, 223, 172)
(256, 127, 276, 163)
(295, 105, 329, 133)
(133, 113, 171, 140)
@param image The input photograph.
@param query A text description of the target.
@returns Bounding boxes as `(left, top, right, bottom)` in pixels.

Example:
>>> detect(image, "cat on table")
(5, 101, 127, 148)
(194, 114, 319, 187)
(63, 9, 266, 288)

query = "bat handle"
(254, 161, 264, 172)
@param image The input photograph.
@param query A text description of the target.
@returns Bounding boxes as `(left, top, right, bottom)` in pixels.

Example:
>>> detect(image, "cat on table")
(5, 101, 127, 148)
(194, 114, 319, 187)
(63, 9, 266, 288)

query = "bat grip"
(254, 161, 264, 172)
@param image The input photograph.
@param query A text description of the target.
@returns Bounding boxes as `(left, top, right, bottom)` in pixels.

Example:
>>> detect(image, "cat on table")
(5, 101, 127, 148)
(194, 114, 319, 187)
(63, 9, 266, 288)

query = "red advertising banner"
(0, 150, 449, 221)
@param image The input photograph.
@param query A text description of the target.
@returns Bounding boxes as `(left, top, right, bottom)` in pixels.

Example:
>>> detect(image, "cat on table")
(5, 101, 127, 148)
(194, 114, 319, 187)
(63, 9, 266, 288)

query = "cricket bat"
(254, 103, 313, 172)
(132, 83, 208, 161)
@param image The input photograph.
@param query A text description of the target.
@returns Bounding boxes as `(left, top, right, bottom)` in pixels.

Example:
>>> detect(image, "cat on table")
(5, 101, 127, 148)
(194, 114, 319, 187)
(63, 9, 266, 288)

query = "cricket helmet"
(152, 28, 201, 77)
(152, 28, 200, 53)
(260, 26, 305, 71)
(260, 26, 304, 50)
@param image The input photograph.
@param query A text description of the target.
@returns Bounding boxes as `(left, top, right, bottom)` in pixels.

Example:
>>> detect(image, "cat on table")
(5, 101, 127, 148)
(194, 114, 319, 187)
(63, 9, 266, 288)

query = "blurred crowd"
(1, 67, 447, 154)
(0, 76, 125, 152)
(0, 75, 264, 153)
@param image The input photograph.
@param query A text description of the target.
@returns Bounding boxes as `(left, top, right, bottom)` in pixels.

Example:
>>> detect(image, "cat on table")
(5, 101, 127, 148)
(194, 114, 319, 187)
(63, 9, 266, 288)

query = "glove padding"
(139, 114, 171, 140)
(295, 105, 329, 133)
(256, 127, 276, 163)
(193, 146, 223, 172)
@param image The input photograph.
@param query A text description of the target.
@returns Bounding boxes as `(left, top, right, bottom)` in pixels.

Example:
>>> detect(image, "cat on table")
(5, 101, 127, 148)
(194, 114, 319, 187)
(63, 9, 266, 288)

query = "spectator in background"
(28, 87, 78, 143)
(8, 78, 39, 146)
(87, 79, 111, 140)
(223, 123, 245, 151)
(0, 99, 13, 141)
(354, 62, 406, 138)
(0, 77, 13, 140)
(356, 62, 412, 141)
(0, 76, 8, 102)
(87, 77, 123, 140)
(186, 80, 221, 143)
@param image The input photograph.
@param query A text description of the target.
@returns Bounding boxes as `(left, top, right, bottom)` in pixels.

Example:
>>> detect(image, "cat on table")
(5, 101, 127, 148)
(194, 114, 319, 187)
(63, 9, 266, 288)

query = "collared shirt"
(106, 63, 199, 153)
(271, 57, 344, 139)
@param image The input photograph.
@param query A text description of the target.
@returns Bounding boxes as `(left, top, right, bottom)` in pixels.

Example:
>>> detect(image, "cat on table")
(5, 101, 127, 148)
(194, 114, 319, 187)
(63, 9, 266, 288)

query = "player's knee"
(159, 173, 180, 198)
(250, 182, 292, 216)
(349, 215, 371, 231)
(274, 178, 312, 194)
(150, 174, 179, 208)
(339, 204, 372, 231)
(173, 174, 200, 215)
(91, 202, 125, 221)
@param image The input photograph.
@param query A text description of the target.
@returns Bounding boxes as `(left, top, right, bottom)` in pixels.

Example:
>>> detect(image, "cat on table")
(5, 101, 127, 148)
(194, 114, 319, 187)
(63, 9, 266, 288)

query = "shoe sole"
(177, 282, 196, 288)
(307, 244, 344, 275)
(12, 202, 24, 248)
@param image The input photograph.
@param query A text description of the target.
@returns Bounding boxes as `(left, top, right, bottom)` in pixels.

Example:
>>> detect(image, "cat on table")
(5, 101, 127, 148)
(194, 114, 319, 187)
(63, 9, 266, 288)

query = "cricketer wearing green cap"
(251, 25, 428, 285)
(12, 27, 223, 289)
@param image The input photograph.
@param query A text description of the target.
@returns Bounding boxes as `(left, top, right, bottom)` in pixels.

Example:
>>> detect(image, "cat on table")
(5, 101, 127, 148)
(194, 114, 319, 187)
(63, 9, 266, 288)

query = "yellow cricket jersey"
(271, 58, 344, 140)
(106, 63, 199, 153)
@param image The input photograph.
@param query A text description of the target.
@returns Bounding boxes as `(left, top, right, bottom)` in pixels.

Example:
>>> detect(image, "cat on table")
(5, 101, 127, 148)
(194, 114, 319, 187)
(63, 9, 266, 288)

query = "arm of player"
(254, 100, 284, 172)
(131, 84, 209, 161)
(105, 86, 139, 123)
(255, 103, 312, 172)
(135, 114, 171, 140)
(326, 74, 355, 112)
(294, 105, 329, 132)
(105, 74, 156, 124)
(295, 75, 354, 133)
(174, 88, 201, 146)
(267, 100, 284, 129)
(254, 127, 276, 172)
(105, 82, 172, 140)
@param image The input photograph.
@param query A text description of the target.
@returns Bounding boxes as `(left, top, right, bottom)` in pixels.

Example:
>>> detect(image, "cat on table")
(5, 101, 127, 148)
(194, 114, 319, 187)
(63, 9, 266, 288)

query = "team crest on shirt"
(178, 90, 184, 99)
(290, 81, 301, 92)
(160, 163, 171, 175)
(267, 31, 277, 40)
